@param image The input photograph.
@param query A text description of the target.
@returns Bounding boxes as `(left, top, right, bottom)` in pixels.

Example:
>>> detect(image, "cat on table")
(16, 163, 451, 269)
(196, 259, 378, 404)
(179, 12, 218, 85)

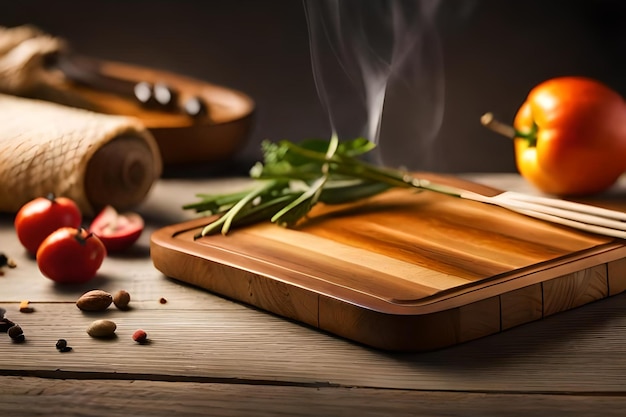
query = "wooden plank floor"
(3, 174, 626, 416)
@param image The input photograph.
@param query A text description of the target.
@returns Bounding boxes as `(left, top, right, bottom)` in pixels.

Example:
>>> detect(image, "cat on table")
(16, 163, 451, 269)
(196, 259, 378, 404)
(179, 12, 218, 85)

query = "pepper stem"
(481, 112, 538, 146)
(480, 112, 516, 139)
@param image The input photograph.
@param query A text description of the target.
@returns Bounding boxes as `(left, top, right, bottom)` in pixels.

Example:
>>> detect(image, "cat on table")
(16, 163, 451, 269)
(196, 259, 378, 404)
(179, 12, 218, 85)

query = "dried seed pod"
(86, 319, 116, 338)
(112, 290, 131, 310)
(76, 290, 113, 311)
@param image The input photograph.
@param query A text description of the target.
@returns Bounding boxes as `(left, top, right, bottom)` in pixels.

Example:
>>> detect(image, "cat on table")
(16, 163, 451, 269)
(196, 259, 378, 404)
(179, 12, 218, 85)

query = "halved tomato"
(89, 206, 144, 252)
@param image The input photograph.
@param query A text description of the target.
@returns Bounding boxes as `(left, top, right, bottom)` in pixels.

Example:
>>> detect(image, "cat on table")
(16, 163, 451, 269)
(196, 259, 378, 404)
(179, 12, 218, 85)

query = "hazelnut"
(113, 290, 131, 310)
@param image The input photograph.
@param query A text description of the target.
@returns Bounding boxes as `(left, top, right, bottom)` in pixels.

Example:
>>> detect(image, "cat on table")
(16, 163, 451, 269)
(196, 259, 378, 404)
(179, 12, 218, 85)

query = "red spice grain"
(132, 329, 148, 343)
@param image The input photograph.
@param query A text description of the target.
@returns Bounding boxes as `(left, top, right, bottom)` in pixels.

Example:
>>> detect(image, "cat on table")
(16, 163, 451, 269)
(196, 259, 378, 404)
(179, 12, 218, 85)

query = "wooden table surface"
(3, 173, 626, 417)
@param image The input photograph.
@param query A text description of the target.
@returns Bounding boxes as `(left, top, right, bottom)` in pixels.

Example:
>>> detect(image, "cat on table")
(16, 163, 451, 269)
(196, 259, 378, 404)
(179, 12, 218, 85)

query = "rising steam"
(303, 0, 444, 169)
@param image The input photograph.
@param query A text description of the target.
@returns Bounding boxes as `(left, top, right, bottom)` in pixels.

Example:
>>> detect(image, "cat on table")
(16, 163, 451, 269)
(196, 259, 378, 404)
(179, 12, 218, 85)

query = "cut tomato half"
(89, 205, 144, 252)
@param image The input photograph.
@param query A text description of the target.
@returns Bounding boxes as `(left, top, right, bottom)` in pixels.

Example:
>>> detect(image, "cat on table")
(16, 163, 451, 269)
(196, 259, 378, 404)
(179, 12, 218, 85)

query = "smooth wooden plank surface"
(5, 294, 626, 392)
(3, 173, 626, 416)
(4, 376, 626, 417)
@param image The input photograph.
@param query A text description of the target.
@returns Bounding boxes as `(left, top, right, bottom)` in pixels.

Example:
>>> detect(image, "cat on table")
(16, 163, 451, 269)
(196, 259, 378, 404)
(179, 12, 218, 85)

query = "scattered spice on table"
(7, 324, 24, 342)
(55, 338, 72, 352)
(132, 329, 148, 344)
(19, 300, 34, 313)
(0, 317, 15, 332)
(0, 253, 16, 275)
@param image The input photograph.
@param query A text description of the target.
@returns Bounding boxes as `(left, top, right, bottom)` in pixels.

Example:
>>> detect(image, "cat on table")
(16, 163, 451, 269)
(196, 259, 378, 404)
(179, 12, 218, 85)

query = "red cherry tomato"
(37, 227, 106, 284)
(89, 205, 144, 252)
(14, 194, 82, 255)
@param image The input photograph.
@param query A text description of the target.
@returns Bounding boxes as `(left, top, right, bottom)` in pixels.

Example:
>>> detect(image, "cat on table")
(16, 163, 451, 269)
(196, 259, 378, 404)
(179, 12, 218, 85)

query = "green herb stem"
(184, 137, 435, 237)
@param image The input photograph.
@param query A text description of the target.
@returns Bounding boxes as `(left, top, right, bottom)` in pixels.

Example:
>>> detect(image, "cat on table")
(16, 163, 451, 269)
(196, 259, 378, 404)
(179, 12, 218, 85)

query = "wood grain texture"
(4, 296, 626, 393)
(151, 175, 626, 351)
(4, 175, 626, 416)
(3, 376, 626, 417)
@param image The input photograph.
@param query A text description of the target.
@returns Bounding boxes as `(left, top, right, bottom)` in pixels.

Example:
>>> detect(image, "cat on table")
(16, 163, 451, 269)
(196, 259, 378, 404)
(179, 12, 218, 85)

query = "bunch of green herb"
(183, 135, 443, 237)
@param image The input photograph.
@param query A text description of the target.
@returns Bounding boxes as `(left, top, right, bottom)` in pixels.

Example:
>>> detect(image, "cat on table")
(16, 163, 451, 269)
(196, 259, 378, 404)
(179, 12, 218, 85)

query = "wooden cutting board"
(150, 174, 626, 352)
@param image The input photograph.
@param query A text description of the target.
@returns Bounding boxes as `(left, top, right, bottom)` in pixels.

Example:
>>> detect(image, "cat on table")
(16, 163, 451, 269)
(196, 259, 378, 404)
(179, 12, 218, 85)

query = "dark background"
(3, 0, 626, 174)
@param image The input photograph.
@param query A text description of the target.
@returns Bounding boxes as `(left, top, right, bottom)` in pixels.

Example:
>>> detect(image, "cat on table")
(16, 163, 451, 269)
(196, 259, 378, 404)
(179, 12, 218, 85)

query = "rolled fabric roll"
(0, 93, 162, 215)
(0, 25, 65, 96)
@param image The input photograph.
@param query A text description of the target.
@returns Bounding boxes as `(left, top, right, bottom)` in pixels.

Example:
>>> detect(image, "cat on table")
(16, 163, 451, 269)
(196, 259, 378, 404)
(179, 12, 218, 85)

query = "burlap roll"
(0, 93, 162, 215)
(0, 25, 65, 96)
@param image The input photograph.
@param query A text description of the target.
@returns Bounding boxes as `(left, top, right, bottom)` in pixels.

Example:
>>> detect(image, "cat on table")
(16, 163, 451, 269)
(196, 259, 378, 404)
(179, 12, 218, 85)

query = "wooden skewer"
(498, 191, 626, 221)
(458, 190, 626, 238)
(505, 206, 626, 239)
(415, 179, 626, 238)
(494, 198, 626, 231)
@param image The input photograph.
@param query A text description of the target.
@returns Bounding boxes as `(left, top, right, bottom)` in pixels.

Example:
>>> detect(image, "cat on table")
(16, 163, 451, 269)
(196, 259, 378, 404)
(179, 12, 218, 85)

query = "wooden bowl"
(57, 56, 255, 166)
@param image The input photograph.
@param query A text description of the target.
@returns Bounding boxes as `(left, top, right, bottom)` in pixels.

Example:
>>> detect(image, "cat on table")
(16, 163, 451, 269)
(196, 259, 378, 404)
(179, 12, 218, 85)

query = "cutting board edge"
(150, 219, 626, 313)
(150, 222, 626, 351)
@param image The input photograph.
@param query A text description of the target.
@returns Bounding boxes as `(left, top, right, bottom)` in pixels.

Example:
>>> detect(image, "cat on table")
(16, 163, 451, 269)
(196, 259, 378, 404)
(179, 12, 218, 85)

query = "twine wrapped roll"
(0, 25, 65, 96)
(0, 93, 162, 215)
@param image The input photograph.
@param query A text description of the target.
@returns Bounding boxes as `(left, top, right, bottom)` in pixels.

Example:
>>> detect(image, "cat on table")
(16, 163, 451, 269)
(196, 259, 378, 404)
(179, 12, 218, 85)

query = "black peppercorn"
(7, 324, 24, 342)
(0, 317, 15, 333)
(0, 253, 15, 269)
(55, 339, 67, 350)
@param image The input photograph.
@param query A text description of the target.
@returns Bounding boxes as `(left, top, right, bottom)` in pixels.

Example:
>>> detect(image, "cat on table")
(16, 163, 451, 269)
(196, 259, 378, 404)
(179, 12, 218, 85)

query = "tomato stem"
(74, 227, 90, 246)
